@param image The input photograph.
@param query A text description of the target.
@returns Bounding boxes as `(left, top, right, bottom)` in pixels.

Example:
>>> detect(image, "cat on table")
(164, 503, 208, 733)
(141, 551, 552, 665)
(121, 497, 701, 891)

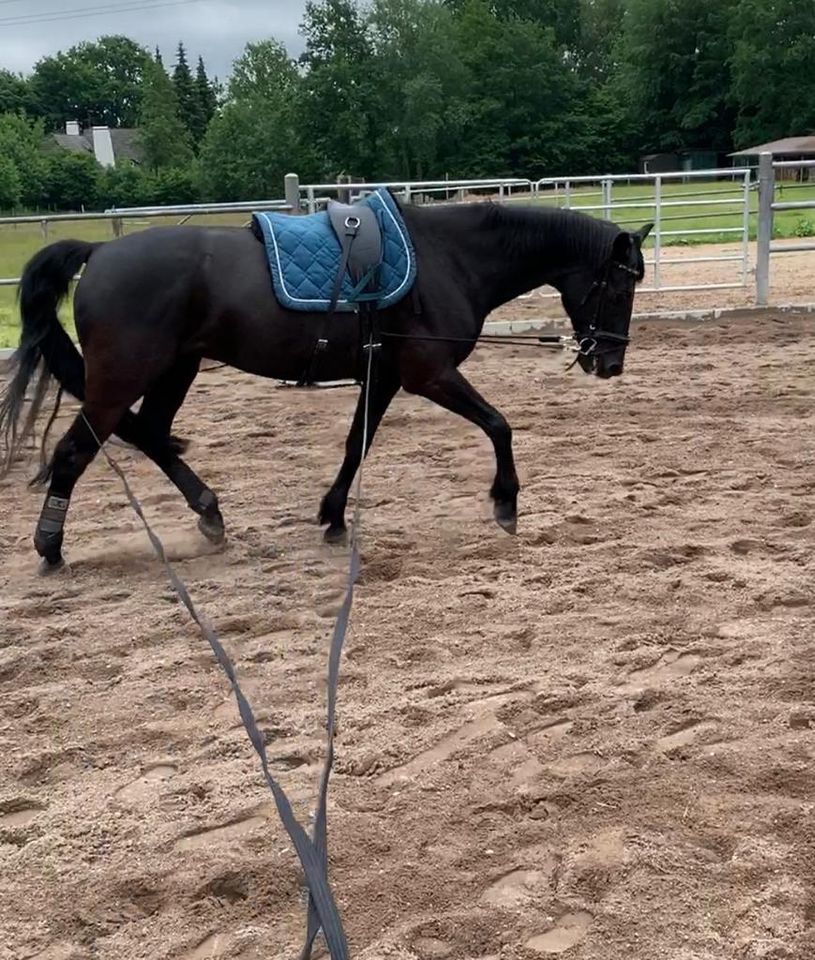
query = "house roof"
(109, 128, 143, 164)
(49, 127, 144, 164)
(730, 136, 815, 157)
(51, 133, 94, 156)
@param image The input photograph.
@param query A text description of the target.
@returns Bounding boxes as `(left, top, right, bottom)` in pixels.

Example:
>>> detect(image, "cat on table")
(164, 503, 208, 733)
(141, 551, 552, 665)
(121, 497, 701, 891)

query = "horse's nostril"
(606, 362, 623, 377)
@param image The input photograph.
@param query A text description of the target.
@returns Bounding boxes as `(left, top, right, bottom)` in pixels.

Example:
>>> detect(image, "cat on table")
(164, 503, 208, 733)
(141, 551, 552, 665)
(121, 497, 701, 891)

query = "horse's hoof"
(494, 502, 517, 535)
(324, 524, 348, 545)
(198, 514, 225, 544)
(38, 555, 66, 576)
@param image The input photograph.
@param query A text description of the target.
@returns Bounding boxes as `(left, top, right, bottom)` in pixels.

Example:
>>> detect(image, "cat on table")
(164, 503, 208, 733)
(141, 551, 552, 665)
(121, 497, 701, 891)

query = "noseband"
(573, 258, 640, 362)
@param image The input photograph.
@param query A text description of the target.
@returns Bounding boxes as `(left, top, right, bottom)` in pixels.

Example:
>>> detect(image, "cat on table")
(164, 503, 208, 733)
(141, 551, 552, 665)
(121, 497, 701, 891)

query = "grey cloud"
(0, 0, 308, 79)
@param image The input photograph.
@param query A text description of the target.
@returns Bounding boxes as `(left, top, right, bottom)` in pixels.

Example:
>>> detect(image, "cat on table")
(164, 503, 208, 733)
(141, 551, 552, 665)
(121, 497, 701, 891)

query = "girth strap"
(297, 201, 383, 388)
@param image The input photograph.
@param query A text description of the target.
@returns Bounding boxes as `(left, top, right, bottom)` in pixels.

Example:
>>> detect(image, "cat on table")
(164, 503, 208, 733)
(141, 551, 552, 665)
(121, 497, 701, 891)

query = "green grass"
(2, 181, 814, 348)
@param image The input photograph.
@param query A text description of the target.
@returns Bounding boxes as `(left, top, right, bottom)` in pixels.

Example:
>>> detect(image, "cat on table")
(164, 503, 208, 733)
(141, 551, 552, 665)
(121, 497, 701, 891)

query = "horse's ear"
(633, 222, 654, 247)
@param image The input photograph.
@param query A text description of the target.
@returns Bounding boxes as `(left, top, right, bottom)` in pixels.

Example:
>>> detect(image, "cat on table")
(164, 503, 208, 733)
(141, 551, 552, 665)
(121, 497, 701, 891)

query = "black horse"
(0, 199, 651, 571)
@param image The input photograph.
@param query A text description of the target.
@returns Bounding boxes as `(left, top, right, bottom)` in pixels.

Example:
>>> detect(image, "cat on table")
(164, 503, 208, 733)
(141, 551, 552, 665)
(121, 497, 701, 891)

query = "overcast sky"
(0, 0, 309, 80)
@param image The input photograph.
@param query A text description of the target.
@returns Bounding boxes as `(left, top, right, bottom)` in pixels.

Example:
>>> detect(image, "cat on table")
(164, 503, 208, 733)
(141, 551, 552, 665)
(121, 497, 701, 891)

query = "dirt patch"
(1, 309, 814, 959)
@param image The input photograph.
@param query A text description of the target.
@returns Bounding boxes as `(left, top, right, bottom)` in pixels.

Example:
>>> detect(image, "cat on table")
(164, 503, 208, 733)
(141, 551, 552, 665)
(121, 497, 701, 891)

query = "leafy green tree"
(198, 41, 315, 200)
(369, 0, 468, 178)
(97, 162, 151, 207)
(574, 0, 625, 83)
(30, 36, 151, 130)
(298, 0, 381, 176)
(0, 155, 22, 211)
(0, 113, 48, 207)
(613, 0, 738, 154)
(138, 59, 193, 171)
(0, 70, 34, 116)
(148, 166, 199, 204)
(42, 151, 100, 210)
(229, 38, 300, 101)
(450, 0, 588, 175)
(730, 0, 815, 147)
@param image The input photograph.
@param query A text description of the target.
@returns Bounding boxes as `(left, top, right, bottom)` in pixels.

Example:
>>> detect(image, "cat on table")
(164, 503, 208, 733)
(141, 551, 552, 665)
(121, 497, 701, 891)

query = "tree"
(149, 166, 199, 205)
(730, 0, 815, 147)
(30, 35, 151, 130)
(198, 40, 316, 200)
(0, 70, 34, 116)
(368, 0, 469, 178)
(98, 162, 152, 207)
(42, 151, 100, 210)
(574, 0, 625, 83)
(172, 42, 205, 144)
(229, 38, 300, 101)
(299, 0, 381, 177)
(612, 0, 738, 155)
(0, 155, 22, 211)
(195, 56, 217, 134)
(138, 59, 193, 171)
(449, 0, 589, 176)
(0, 113, 48, 207)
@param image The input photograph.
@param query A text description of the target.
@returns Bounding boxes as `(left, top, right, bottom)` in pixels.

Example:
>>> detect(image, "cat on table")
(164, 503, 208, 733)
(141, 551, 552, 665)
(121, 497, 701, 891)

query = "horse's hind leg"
(34, 401, 127, 570)
(125, 355, 225, 543)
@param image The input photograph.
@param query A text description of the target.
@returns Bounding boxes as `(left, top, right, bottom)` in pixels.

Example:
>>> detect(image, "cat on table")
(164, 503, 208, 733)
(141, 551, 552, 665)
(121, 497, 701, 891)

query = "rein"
(79, 341, 381, 958)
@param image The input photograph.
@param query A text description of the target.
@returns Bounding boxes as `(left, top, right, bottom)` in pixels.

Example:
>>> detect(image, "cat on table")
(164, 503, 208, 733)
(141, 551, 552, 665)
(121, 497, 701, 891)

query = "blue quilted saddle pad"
(253, 187, 417, 313)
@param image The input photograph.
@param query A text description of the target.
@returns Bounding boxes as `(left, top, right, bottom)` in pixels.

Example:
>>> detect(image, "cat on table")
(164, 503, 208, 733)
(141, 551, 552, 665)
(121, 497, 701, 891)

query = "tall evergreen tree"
(139, 57, 193, 171)
(195, 56, 217, 136)
(172, 42, 204, 145)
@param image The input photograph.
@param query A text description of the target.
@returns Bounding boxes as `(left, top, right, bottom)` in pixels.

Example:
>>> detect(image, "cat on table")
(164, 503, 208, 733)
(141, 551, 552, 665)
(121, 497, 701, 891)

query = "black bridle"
(572, 258, 640, 365)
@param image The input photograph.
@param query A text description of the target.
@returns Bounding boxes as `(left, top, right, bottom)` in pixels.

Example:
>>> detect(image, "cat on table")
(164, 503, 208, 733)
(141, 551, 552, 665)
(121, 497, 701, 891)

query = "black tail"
(0, 239, 97, 475)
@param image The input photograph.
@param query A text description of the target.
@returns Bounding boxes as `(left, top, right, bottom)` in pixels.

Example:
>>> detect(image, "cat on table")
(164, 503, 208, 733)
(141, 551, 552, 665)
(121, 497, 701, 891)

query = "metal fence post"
(653, 175, 662, 289)
(284, 173, 300, 213)
(756, 152, 774, 306)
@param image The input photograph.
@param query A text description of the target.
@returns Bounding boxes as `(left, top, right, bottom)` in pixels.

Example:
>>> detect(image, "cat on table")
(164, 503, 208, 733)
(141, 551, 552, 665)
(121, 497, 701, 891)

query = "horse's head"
(559, 223, 652, 379)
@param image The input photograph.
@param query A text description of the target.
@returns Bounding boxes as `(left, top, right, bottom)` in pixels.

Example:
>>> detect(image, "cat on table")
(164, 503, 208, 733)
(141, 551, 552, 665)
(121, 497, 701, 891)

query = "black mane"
(483, 201, 621, 269)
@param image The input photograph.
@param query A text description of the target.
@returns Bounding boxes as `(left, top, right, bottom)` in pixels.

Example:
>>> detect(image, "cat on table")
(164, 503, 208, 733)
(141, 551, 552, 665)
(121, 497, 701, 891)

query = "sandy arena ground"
(1, 306, 814, 960)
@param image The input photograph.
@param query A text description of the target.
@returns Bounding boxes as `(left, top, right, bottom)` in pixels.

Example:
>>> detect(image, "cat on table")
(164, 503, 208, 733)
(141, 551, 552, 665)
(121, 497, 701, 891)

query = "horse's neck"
(448, 206, 596, 315)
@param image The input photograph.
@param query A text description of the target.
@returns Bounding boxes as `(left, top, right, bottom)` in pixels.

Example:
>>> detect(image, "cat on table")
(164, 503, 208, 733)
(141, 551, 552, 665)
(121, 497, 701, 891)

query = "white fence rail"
(0, 199, 293, 287)
(2, 161, 812, 308)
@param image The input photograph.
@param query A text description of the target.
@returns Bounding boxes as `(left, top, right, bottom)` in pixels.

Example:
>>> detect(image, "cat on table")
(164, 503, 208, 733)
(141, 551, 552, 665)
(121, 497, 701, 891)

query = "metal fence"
(0, 199, 292, 287)
(2, 162, 813, 308)
(292, 168, 755, 301)
(755, 152, 815, 306)
(526, 169, 752, 301)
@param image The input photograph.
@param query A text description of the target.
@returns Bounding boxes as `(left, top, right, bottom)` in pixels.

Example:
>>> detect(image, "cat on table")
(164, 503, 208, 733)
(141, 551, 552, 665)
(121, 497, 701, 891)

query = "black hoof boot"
(493, 499, 518, 535)
(195, 490, 225, 544)
(34, 528, 65, 572)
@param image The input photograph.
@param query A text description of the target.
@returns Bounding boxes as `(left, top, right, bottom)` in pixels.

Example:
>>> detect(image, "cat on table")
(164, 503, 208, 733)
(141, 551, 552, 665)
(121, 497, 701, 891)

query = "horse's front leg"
(319, 371, 399, 542)
(408, 366, 519, 533)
